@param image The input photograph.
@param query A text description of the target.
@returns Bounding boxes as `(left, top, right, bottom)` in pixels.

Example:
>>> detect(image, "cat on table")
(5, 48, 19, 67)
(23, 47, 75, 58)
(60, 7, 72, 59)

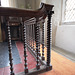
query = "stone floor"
(0, 41, 36, 75)
(0, 41, 21, 68)
(0, 41, 75, 75)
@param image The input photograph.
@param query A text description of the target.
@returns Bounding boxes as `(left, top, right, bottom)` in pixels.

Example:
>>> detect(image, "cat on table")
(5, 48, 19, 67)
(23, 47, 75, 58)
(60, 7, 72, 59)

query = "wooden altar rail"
(0, 3, 54, 75)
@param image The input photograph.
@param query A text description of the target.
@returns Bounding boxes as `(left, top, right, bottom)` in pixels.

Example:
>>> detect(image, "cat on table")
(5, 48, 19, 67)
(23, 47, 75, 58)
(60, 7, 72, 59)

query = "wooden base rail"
(0, 3, 54, 75)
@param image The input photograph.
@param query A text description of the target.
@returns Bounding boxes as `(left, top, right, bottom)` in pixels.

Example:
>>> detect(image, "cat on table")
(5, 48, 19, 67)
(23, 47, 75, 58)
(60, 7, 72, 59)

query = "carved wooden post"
(31, 25, 33, 48)
(32, 24, 34, 51)
(27, 25, 29, 45)
(42, 20, 45, 60)
(36, 18, 40, 70)
(46, 11, 54, 69)
(22, 21, 28, 73)
(38, 22, 41, 56)
(29, 25, 31, 46)
(7, 18, 15, 75)
(33, 24, 35, 51)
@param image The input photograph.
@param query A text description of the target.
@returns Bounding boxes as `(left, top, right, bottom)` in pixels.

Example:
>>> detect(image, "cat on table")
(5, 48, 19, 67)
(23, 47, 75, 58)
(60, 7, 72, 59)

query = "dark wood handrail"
(0, 3, 54, 18)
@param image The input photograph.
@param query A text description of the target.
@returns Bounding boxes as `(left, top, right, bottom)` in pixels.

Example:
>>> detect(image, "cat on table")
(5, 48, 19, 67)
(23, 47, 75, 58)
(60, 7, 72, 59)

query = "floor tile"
(4, 66, 10, 75)
(0, 68, 4, 75)
(14, 63, 24, 74)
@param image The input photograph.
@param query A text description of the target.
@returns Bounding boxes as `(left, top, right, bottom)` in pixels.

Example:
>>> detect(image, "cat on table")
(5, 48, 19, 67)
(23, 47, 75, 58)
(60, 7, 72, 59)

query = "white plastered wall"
(46, 0, 75, 54)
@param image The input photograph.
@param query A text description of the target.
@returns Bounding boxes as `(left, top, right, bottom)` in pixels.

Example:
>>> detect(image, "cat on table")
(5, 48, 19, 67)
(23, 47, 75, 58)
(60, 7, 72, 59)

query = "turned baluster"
(26, 25, 29, 45)
(47, 11, 54, 67)
(31, 25, 33, 48)
(32, 24, 34, 50)
(27, 25, 29, 46)
(29, 25, 31, 46)
(27, 26, 29, 45)
(34, 24, 36, 51)
(32, 24, 35, 51)
(30, 25, 32, 47)
(36, 18, 40, 70)
(27, 25, 29, 45)
(26, 25, 28, 45)
(7, 20, 15, 75)
(42, 20, 45, 60)
(23, 21, 28, 73)
(29, 25, 31, 47)
(38, 22, 41, 56)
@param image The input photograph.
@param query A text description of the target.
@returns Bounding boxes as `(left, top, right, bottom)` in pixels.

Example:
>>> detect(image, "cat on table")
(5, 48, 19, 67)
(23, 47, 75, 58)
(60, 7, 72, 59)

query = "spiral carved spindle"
(7, 21, 15, 75)
(23, 22, 28, 73)
(27, 25, 29, 45)
(28, 26, 30, 46)
(32, 24, 34, 51)
(26, 25, 29, 46)
(38, 22, 41, 56)
(36, 19, 40, 70)
(33, 24, 36, 51)
(47, 11, 54, 66)
(31, 25, 33, 49)
(42, 20, 45, 60)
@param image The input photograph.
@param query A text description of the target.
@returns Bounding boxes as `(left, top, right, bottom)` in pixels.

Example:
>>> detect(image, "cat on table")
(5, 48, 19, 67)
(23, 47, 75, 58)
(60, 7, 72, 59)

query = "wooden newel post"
(6, 17, 15, 75)
(46, 11, 54, 70)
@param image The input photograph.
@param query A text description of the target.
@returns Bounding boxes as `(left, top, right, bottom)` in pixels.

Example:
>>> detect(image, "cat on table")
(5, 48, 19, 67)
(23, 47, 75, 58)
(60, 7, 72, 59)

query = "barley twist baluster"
(32, 24, 33, 51)
(27, 25, 29, 46)
(32, 24, 35, 51)
(47, 11, 54, 68)
(42, 20, 45, 60)
(23, 22, 28, 73)
(38, 22, 41, 56)
(7, 21, 15, 75)
(31, 25, 33, 49)
(29, 25, 31, 47)
(36, 18, 40, 70)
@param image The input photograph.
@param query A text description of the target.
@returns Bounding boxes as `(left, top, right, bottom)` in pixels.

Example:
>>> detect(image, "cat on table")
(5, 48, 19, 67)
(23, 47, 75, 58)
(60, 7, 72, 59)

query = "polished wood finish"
(42, 20, 45, 60)
(22, 21, 28, 73)
(38, 22, 41, 56)
(46, 11, 54, 68)
(0, 3, 54, 18)
(7, 20, 15, 75)
(35, 18, 40, 70)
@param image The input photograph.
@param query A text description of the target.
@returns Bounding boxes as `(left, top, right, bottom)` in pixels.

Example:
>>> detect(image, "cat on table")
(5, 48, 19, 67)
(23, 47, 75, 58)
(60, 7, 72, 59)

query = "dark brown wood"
(28, 26, 30, 47)
(46, 11, 54, 67)
(30, 25, 33, 48)
(33, 24, 35, 51)
(22, 21, 28, 73)
(26, 25, 29, 45)
(35, 18, 40, 70)
(7, 20, 15, 75)
(42, 20, 45, 60)
(38, 22, 41, 56)
(0, 3, 54, 18)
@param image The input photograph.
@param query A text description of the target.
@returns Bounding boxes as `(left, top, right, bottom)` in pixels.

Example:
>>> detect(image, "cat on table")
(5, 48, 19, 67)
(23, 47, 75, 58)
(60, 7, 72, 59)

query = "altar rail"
(0, 3, 54, 75)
